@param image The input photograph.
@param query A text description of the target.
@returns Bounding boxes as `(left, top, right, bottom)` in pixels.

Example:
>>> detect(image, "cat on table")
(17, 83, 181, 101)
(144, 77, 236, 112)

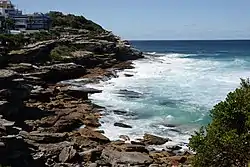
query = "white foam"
(86, 52, 250, 148)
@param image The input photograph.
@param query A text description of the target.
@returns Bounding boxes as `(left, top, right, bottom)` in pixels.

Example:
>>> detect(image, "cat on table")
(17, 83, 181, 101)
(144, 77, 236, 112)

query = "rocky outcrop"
(142, 133, 171, 145)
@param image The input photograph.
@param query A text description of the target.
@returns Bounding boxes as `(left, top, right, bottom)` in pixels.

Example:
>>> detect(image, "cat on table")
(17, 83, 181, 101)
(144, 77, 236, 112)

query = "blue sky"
(12, 0, 250, 40)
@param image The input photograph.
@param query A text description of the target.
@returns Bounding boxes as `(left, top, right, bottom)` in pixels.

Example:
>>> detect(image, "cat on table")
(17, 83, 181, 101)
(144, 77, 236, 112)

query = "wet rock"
(166, 145, 182, 151)
(118, 89, 143, 99)
(124, 73, 134, 77)
(62, 87, 102, 100)
(113, 110, 127, 115)
(114, 122, 132, 129)
(143, 134, 171, 145)
(101, 147, 153, 166)
(119, 135, 130, 142)
(59, 146, 77, 163)
(124, 144, 148, 153)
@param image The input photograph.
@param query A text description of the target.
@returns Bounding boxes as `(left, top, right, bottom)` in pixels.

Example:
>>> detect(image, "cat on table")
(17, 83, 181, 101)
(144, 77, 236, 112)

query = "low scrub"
(50, 45, 76, 61)
(189, 78, 250, 167)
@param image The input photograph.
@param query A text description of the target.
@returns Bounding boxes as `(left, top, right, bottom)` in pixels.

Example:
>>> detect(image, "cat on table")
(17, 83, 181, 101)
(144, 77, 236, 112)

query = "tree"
(189, 78, 250, 167)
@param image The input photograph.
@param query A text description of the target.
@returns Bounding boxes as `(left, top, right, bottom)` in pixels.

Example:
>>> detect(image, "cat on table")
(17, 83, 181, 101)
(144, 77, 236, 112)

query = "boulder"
(59, 146, 77, 163)
(39, 63, 87, 82)
(124, 73, 134, 77)
(114, 122, 132, 129)
(79, 128, 110, 144)
(143, 134, 171, 145)
(101, 148, 153, 165)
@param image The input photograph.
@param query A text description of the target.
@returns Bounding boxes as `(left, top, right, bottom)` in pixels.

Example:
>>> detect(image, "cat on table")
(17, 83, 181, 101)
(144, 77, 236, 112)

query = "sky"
(12, 0, 250, 40)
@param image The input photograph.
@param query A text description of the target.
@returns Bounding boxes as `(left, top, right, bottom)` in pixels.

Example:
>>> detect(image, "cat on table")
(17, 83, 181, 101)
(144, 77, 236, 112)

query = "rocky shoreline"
(0, 27, 192, 167)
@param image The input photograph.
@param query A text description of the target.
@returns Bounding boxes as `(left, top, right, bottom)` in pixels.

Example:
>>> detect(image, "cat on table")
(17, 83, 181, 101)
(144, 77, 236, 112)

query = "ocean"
(87, 40, 250, 148)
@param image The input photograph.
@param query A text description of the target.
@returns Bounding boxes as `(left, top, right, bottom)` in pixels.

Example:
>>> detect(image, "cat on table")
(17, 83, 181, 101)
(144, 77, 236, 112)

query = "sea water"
(86, 40, 250, 148)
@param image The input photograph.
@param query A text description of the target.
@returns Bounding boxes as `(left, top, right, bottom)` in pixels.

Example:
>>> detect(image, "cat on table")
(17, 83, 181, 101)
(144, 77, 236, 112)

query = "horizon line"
(128, 39, 250, 41)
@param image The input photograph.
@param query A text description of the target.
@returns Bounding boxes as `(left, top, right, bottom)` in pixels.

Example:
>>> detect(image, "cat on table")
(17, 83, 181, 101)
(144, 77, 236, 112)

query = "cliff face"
(0, 12, 191, 167)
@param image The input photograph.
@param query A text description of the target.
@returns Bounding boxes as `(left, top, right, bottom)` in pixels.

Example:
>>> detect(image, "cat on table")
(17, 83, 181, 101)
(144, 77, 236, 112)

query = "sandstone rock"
(101, 148, 153, 165)
(79, 148, 102, 162)
(143, 134, 171, 145)
(149, 164, 160, 167)
(20, 131, 67, 143)
(167, 156, 187, 163)
(0, 69, 18, 82)
(59, 146, 77, 163)
(79, 128, 110, 143)
(7, 63, 38, 73)
(114, 122, 132, 128)
(89, 163, 98, 167)
(39, 63, 87, 82)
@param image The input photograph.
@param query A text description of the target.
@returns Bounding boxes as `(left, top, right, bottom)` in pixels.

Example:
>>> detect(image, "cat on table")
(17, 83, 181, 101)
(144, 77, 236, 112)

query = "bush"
(189, 78, 250, 167)
(50, 45, 75, 61)
(47, 11, 104, 32)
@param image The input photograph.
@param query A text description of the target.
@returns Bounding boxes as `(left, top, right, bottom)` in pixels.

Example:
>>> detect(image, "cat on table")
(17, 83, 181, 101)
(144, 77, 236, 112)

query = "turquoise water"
(87, 40, 250, 146)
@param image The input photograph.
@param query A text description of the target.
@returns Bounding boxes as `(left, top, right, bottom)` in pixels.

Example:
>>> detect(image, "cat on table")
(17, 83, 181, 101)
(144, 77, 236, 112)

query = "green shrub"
(189, 78, 250, 167)
(47, 11, 104, 32)
(50, 45, 75, 61)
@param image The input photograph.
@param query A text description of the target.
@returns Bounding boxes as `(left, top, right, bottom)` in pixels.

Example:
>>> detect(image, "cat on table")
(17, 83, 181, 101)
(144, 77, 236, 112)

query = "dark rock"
(62, 87, 102, 100)
(0, 101, 20, 121)
(113, 110, 127, 115)
(143, 134, 171, 145)
(59, 146, 77, 163)
(166, 145, 182, 151)
(124, 73, 134, 77)
(124, 144, 148, 153)
(118, 89, 143, 99)
(114, 122, 132, 129)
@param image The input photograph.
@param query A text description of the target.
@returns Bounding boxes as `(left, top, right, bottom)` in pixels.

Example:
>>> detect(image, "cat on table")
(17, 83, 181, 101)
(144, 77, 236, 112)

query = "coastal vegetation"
(190, 78, 250, 167)
(49, 45, 76, 61)
(47, 11, 104, 32)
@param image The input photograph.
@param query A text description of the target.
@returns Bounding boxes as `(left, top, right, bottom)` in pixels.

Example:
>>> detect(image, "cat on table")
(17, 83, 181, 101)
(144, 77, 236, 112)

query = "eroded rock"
(143, 134, 171, 145)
